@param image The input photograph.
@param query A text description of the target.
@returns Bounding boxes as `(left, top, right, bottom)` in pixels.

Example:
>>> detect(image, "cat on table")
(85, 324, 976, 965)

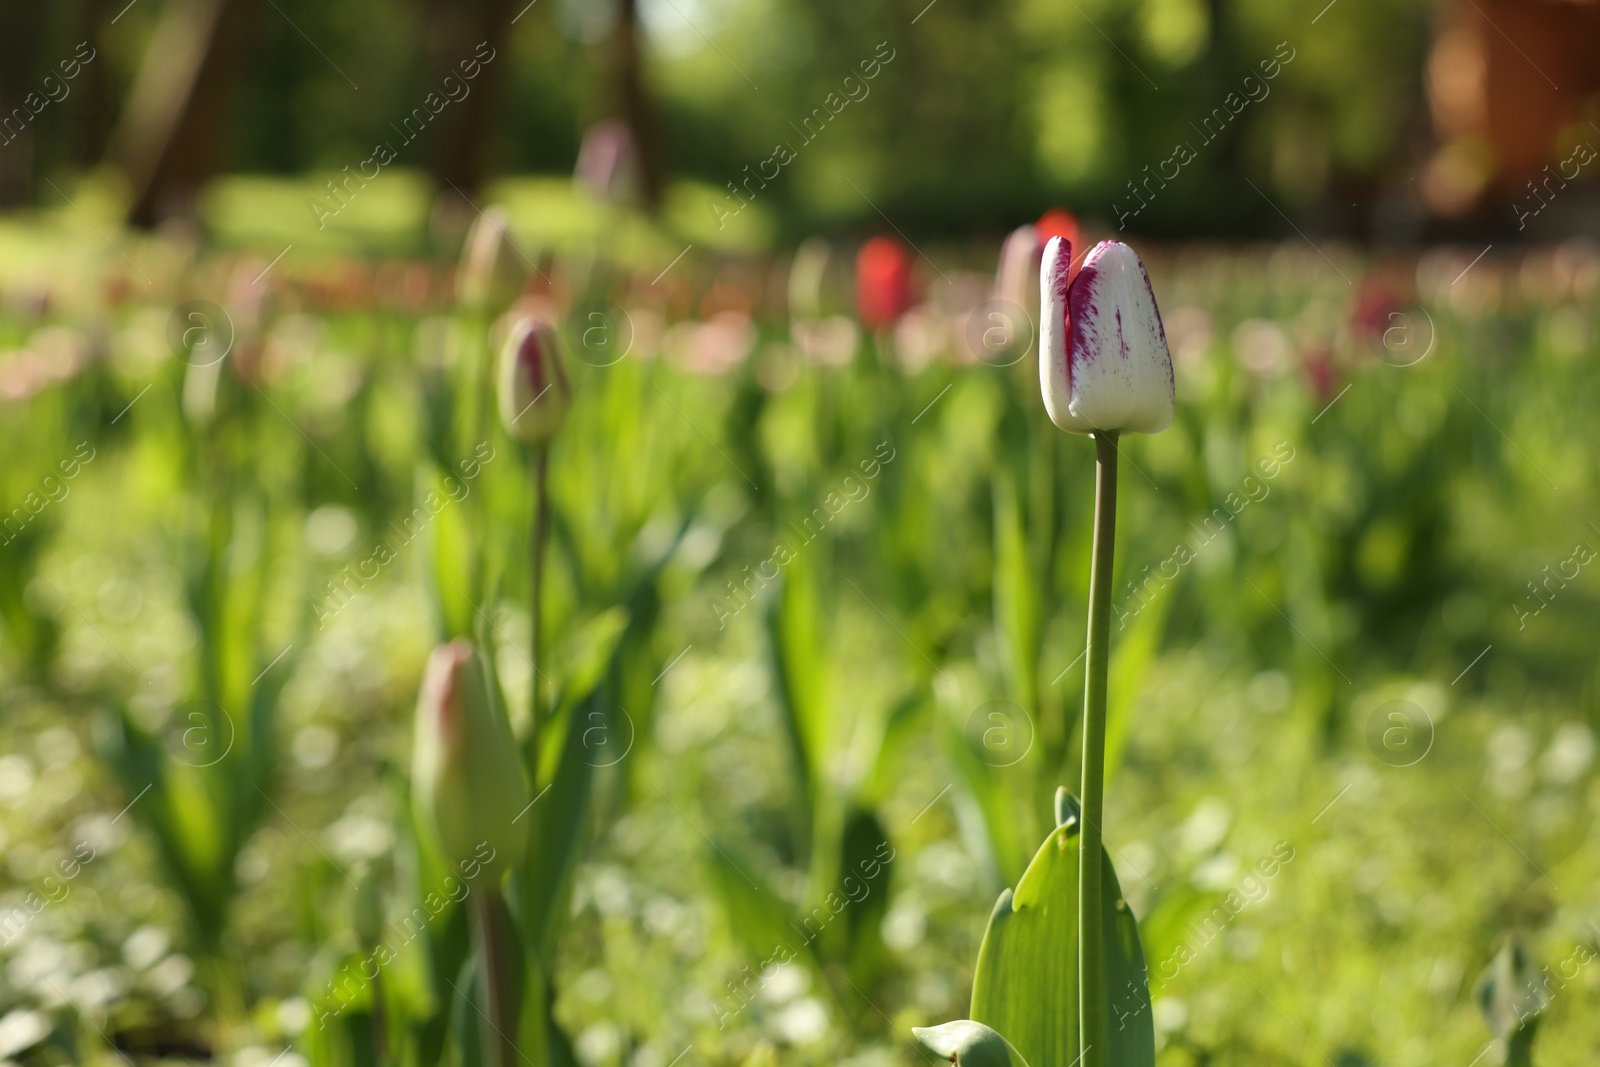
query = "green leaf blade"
(970, 825, 1154, 1067)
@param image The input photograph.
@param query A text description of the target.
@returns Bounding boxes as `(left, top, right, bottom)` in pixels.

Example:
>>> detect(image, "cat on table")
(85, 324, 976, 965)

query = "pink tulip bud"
(411, 639, 528, 884)
(1039, 237, 1174, 436)
(458, 205, 510, 309)
(574, 119, 641, 204)
(994, 224, 1042, 311)
(498, 316, 572, 444)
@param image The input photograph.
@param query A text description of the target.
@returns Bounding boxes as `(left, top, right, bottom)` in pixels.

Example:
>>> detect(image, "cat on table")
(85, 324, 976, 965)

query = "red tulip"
(1036, 208, 1081, 250)
(856, 236, 915, 329)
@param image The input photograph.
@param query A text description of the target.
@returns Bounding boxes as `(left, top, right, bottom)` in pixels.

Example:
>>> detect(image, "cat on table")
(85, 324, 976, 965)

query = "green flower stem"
(370, 966, 389, 1064)
(530, 445, 549, 770)
(474, 889, 515, 1067)
(1079, 430, 1118, 1067)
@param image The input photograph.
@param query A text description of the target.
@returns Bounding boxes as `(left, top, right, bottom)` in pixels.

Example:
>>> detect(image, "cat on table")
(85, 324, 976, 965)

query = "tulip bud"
(411, 639, 529, 885)
(497, 316, 572, 444)
(1039, 238, 1174, 436)
(574, 119, 641, 204)
(457, 205, 510, 310)
(788, 237, 831, 321)
(181, 357, 222, 427)
(994, 224, 1042, 312)
(856, 236, 915, 329)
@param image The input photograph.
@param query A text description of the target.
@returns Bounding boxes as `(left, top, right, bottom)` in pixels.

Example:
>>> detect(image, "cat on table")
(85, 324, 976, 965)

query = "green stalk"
(530, 445, 549, 770)
(474, 889, 515, 1067)
(1079, 430, 1118, 1067)
(370, 966, 389, 1064)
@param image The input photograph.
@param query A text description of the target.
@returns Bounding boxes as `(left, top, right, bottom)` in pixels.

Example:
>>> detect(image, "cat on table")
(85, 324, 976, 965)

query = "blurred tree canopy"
(5, 0, 1436, 238)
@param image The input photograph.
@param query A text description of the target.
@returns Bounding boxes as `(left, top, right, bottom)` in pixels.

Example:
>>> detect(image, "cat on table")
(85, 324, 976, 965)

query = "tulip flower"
(574, 118, 640, 204)
(411, 639, 528, 886)
(497, 316, 572, 445)
(497, 317, 568, 785)
(856, 236, 915, 329)
(457, 205, 510, 310)
(1036, 206, 1080, 249)
(1037, 235, 1173, 1067)
(994, 224, 1042, 313)
(1039, 237, 1174, 436)
(788, 236, 831, 321)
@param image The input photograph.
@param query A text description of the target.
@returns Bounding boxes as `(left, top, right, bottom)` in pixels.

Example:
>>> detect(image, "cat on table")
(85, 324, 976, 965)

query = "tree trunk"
(426, 0, 516, 201)
(614, 0, 663, 209)
(0, 0, 45, 207)
(110, 0, 255, 228)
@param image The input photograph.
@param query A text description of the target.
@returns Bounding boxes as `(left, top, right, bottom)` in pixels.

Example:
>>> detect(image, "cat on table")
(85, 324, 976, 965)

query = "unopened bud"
(497, 317, 572, 444)
(411, 639, 528, 885)
(457, 205, 510, 310)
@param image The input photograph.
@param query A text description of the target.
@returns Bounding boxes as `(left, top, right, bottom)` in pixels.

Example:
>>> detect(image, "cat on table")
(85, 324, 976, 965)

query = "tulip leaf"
(424, 464, 480, 641)
(826, 807, 894, 983)
(971, 799, 1154, 1067)
(1476, 938, 1545, 1066)
(1131, 884, 1216, 982)
(993, 465, 1040, 716)
(519, 687, 601, 973)
(1104, 590, 1168, 788)
(914, 1020, 1033, 1067)
(938, 685, 1031, 887)
(767, 558, 828, 813)
(706, 841, 815, 976)
(548, 606, 631, 735)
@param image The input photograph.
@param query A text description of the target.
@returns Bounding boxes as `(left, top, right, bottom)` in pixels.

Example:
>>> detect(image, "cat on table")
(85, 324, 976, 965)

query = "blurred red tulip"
(1350, 275, 1405, 343)
(1037, 209, 1081, 288)
(856, 236, 915, 329)
(1036, 208, 1080, 248)
(1301, 339, 1339, 399)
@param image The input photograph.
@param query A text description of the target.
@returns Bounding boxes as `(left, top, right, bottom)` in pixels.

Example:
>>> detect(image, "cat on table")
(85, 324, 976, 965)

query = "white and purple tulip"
(1039, 238, 1174, 436)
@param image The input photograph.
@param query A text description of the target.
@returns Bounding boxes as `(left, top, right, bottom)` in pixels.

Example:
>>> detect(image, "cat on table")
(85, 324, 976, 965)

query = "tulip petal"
(1038, 235, 1076, 431)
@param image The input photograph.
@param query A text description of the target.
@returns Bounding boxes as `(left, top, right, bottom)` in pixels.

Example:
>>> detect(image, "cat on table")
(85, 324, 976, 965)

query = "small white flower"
(0, 1009, 49, 1059)
(1039, 238, 1175, 435)
(774, 997, 829, 1044)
